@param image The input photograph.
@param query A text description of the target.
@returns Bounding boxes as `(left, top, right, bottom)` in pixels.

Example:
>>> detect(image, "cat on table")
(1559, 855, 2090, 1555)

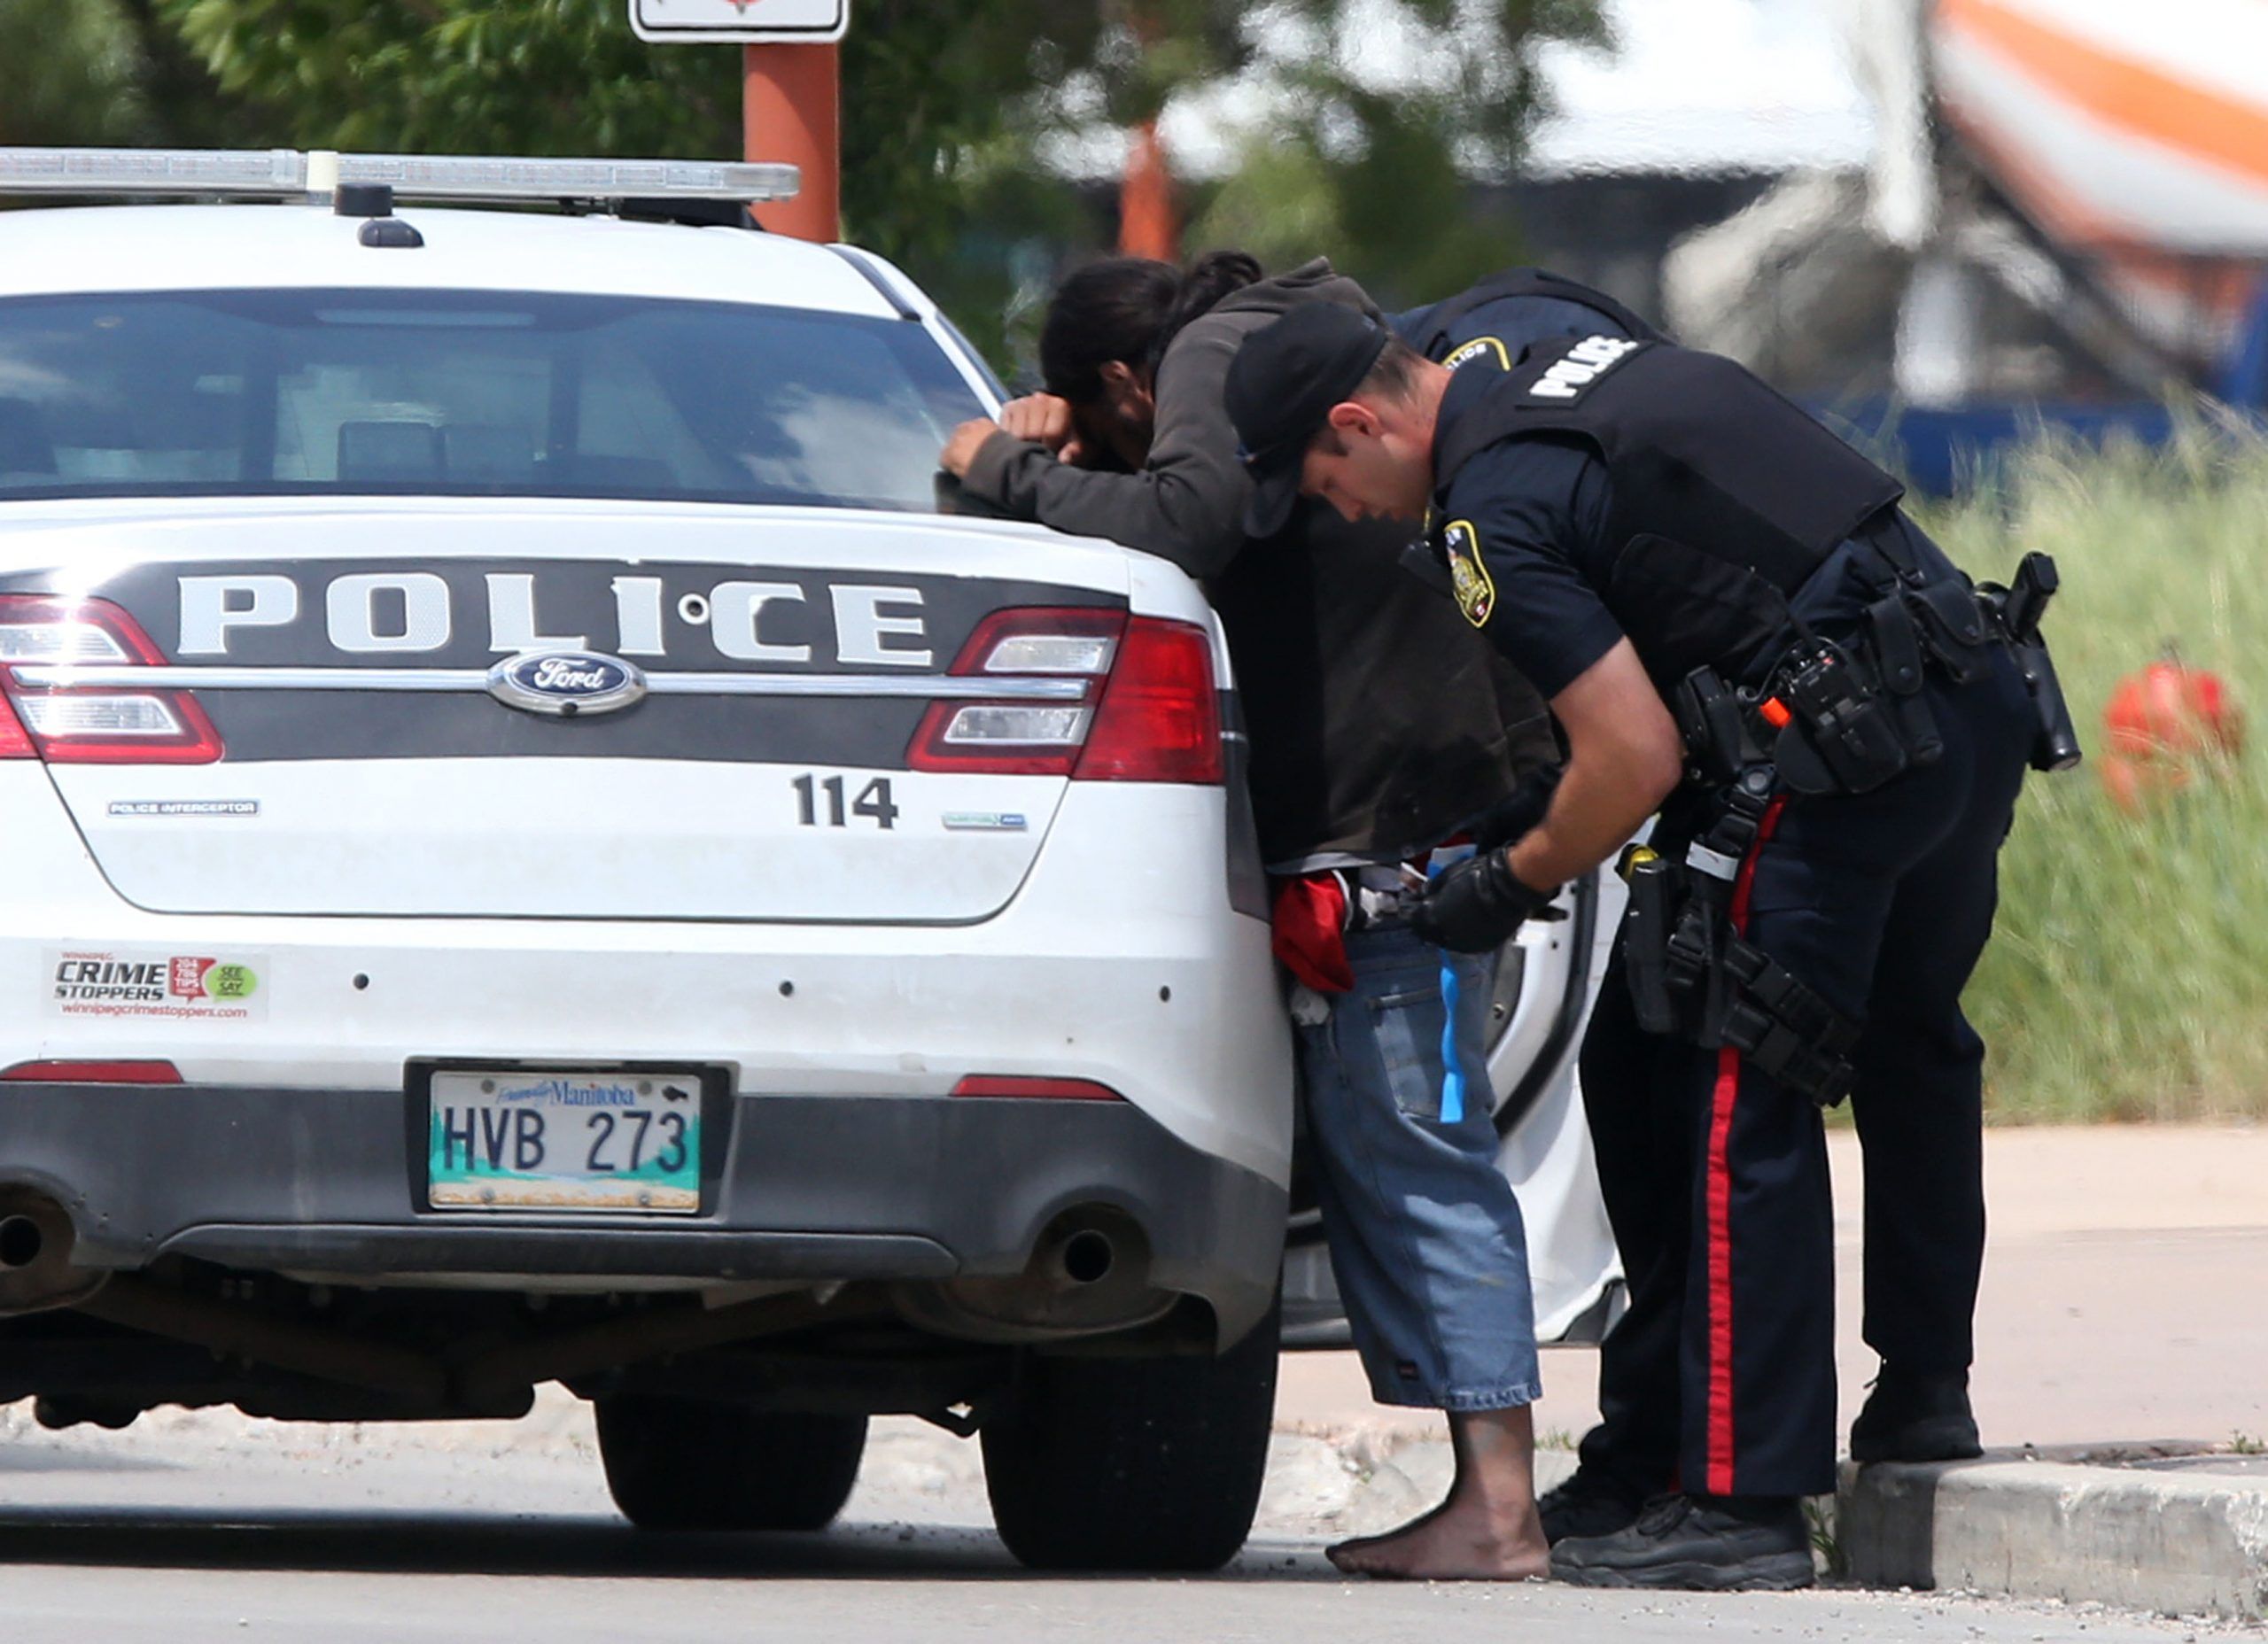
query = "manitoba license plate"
(426, 1068, 701, 1213)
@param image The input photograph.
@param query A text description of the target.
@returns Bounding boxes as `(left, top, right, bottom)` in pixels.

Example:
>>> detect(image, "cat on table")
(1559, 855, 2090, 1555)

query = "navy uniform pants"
(1574, 646, 2037, 1500)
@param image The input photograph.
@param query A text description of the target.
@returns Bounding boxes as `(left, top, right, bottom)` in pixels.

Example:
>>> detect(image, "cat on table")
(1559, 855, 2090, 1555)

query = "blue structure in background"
(1821, 400, 2181, 497)
(1818, 280, 2268, 498)
(2220, 284, 2268, 412)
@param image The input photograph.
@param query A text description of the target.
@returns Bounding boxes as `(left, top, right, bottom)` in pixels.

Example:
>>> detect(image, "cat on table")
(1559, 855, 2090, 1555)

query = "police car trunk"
(2, 501, 1175, 926)
(0, 213, 1208, 927)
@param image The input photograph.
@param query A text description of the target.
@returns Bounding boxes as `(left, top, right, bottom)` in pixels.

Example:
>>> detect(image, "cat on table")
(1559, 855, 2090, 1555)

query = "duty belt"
(1624, 539, 2076, 1105)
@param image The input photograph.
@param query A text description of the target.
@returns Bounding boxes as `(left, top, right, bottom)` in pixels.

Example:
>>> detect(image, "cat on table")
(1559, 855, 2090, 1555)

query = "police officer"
(1223, 305, 2047, 1590)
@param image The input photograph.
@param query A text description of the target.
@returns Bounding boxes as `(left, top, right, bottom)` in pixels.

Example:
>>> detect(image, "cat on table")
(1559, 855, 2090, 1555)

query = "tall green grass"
(1913, 428, 2268, 1122)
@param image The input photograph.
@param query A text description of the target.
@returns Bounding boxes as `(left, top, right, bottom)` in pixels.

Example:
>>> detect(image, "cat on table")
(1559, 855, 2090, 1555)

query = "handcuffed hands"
(1410, 849, 1562, 952)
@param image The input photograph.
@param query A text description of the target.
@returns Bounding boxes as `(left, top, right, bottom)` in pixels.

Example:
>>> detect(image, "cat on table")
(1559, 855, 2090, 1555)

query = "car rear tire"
(980, 1305, 1280, 1571)
(594, 1396, 868, 1532)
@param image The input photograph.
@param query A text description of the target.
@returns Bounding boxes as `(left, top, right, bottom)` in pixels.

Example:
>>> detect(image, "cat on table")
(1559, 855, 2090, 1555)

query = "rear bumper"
(0, 1084, 1286, 1345)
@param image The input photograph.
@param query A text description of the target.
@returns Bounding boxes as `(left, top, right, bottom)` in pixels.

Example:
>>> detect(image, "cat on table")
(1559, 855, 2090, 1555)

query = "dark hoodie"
(961, 260, 1553, 868)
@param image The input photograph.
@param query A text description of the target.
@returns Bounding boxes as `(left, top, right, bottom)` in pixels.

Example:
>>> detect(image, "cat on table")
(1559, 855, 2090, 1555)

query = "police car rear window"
(0, 288, 986, 510)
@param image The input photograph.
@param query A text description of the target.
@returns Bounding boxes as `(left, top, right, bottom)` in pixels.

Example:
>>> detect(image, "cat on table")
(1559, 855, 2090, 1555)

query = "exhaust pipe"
(1057, 1227, 1115, 1286)
(0, 1189, 107, 1315)
(0, 1213, 45, 1268)
(893, 1205, 1176, 1342)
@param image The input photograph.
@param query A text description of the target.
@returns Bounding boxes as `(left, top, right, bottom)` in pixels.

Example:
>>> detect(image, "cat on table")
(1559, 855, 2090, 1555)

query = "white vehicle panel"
(0, 763, 1290, 1184)
(56, 757, 1069, 920)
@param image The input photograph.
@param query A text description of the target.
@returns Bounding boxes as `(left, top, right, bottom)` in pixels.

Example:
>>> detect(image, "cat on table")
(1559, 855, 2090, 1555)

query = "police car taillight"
(909, 608, 1120, 777)
(0, 596, 223, 764)
(908, 608, 1222, 784)
(1075, 617, 1223, 785)
(0, 694, 32, 760)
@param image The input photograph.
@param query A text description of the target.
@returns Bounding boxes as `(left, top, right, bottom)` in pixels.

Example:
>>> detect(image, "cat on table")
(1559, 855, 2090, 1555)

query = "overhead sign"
(630, 0, 848, 43)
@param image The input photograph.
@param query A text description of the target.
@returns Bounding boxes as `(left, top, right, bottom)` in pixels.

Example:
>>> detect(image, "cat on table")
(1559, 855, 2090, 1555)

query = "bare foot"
(1326, 1489, 1549, 1580)
(1326, 1406, 1550, 1580)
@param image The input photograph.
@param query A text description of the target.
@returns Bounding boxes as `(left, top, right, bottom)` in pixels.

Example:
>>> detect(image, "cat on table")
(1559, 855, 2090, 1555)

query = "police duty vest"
(1406, 268, 1664, 370)
(1433, 334, 1906, 690)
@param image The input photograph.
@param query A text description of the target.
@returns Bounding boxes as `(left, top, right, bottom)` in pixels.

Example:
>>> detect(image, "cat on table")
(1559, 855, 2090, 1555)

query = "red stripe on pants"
(1704, 795, 1787, 1498)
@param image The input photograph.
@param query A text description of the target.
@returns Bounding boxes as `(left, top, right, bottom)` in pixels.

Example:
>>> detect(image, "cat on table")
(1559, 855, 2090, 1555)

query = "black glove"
(1464, 765, 1565, 851)
(1410, 849, 1561, 953)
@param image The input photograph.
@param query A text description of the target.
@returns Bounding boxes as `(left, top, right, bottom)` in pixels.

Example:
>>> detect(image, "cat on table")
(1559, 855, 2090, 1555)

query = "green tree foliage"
(0, 0, 151, 143)
(1192, 1, 1608, 306)
(0, 0, 298, 151)
(143, 0, 1087, 352)
(157, 0, 744, 155)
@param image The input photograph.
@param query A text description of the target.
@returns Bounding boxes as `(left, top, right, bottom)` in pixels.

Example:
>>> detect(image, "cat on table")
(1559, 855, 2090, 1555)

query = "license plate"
(426, 1068, 702, 1213)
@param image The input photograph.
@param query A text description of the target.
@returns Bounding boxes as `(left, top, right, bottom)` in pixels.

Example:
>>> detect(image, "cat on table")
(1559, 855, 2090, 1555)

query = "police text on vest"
(1526, 335, 1642, 400)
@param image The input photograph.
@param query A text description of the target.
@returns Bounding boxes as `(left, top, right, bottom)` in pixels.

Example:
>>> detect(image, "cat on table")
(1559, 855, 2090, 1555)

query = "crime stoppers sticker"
(46, 950, 267, 1022)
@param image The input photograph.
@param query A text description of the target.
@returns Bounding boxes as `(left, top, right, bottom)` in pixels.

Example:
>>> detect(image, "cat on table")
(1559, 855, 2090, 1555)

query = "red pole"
(1118, 118, 1179, 261)
(744, 43, 841, 242)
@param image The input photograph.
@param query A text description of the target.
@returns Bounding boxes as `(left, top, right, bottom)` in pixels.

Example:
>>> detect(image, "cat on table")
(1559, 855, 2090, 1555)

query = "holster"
(1977, 552, 2084, 773)
(1616, 776, 1860, 1108)
(1622, 531, 2074, 1105)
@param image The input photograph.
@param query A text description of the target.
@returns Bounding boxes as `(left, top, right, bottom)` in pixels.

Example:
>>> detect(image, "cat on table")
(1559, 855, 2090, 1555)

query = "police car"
(0, 148, 1618, 1570)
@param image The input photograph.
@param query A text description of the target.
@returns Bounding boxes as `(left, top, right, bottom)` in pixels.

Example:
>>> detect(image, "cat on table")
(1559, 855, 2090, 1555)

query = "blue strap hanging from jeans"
(1438, 957, 1469, 1124)
(1427, 851, 1477, 1124)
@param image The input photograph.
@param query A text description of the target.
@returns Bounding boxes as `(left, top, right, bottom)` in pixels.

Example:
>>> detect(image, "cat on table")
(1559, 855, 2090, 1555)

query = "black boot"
(1537, 1468, 1646, 1545)
(1549, 1493, 1814, 1591)
(1849, 1365, 1983, 1463)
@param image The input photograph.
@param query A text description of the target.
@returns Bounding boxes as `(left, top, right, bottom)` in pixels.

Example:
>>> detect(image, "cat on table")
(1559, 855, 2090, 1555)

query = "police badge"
(1441, 519, 1495, 628)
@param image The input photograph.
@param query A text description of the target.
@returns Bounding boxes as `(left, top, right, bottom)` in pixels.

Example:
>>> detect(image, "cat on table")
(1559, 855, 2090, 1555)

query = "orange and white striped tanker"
(1925, 0, 2268, 362)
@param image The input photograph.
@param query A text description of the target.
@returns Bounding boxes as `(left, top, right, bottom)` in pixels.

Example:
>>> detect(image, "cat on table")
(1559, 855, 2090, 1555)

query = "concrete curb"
(1838, 1450, 2268, 1621)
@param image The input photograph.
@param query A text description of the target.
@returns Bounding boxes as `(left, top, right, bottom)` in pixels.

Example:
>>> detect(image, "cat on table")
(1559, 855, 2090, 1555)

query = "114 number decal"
(792, 773, 900, 830)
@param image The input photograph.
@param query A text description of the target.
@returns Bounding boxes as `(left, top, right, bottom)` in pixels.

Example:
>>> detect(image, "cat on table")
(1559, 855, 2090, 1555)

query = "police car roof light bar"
(0, 147, 306, 197)
(0, 147, 800, 206)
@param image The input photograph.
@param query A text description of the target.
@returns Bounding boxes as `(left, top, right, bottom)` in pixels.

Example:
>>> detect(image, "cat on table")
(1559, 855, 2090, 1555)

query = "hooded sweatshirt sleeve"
(957, 311, 1255, 580)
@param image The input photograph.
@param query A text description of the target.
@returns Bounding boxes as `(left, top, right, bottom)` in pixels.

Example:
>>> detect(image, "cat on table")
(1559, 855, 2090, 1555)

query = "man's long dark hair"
(1038, 251, 1264, 402)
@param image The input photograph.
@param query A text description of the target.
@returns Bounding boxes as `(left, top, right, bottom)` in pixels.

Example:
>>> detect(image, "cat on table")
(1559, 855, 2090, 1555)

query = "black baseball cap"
(1224, 303, 1391, 536)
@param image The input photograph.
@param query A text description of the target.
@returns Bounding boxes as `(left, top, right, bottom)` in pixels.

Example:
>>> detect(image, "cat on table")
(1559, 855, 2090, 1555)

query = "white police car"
(0, 148, 1618, 1570)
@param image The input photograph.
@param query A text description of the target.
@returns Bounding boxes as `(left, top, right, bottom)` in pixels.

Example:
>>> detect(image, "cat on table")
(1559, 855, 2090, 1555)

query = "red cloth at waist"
(1270, 872, 1353, 994)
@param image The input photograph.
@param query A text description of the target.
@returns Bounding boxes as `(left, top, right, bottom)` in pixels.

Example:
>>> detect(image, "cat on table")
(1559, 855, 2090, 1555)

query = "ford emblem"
(487, 650, 647, 717)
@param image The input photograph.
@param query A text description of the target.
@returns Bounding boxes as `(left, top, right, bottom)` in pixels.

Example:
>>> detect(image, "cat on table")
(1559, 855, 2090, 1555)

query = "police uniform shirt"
(1428, 361, 1953, 699)
(1429, 361, 1623, 699)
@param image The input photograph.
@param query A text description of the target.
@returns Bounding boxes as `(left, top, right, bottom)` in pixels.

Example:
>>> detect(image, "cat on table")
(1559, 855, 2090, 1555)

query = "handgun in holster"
(1977, 551, 2083, 773)
(1616, 844, 1680, 1035)
(1622, 695, 1861, 1105)
(1672, 666, 1751, 788)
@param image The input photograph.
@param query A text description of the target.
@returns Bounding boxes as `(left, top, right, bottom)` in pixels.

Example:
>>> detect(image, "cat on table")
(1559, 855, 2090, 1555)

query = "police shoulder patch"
(1441, 335, 1511, 374)
(1441, 519, 1495, 628)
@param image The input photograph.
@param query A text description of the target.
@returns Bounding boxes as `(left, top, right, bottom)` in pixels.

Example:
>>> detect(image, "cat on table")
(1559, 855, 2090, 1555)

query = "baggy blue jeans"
(1297, 922, 1542, 1411)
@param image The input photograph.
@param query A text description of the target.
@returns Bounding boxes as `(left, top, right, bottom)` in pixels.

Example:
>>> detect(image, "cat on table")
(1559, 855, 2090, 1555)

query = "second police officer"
(1223, 303, 2067, 1589)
